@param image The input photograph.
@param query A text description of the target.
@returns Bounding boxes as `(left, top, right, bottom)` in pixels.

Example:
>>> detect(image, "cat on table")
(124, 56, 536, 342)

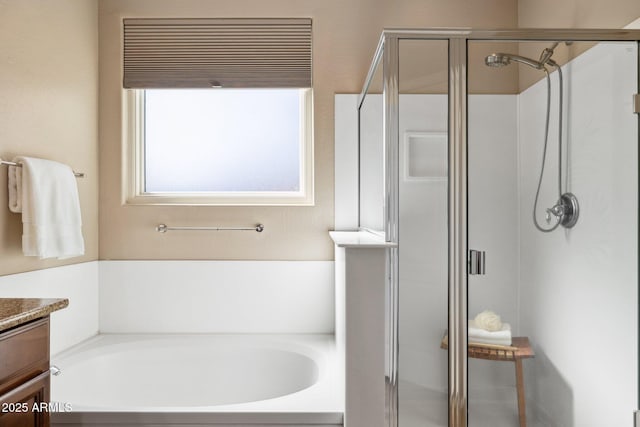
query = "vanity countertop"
(0, 298, 69, 333)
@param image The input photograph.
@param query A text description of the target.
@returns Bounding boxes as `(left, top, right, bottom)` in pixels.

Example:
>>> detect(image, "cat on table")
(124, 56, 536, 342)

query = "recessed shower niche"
(403, 132, 447, 181)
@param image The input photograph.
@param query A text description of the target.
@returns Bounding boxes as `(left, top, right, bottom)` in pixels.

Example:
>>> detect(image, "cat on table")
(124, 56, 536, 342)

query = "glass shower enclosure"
(358, 29, 640, 427)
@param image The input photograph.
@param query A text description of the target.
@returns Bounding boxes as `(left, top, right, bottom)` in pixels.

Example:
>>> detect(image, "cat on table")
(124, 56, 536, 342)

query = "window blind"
(123, 18, 312, 89)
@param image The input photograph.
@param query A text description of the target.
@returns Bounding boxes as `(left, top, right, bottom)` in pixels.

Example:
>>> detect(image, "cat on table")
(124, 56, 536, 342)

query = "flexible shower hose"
(532, 64, 564, 233)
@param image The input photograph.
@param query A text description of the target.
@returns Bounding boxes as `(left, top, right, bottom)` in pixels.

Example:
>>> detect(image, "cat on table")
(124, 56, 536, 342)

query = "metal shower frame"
(357, 28, 640, 427)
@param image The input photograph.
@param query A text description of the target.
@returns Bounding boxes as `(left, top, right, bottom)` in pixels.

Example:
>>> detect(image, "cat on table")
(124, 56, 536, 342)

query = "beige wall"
(518, 0, 640, 90)
(519, 0, 640, 28)
(0, 0, 99, 276)
(98, 0, 518, 261)
(1, 0, 637, 269)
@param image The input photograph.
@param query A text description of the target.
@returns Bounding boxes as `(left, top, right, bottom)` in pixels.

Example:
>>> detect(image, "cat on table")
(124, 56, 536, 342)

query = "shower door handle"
(469, 250, 486, 275)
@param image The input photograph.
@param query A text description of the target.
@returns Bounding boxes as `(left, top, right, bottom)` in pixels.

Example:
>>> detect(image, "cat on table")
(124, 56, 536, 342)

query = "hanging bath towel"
(8, 156, 84, 259)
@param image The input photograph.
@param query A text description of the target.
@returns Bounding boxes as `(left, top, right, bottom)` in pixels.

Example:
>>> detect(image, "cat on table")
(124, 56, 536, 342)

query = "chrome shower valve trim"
(545, 193, 579, 228)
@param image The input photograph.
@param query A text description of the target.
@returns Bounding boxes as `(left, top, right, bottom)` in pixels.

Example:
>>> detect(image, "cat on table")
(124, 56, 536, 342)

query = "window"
(121, 18, 313, 206)
(124, 88, 313, 205)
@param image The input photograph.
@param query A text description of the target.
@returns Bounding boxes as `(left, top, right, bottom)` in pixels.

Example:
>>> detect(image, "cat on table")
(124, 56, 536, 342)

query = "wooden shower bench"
(441, 335, 535, 427)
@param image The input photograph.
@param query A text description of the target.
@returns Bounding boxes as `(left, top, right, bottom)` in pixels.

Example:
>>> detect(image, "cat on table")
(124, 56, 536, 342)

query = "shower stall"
(357, 29, 640, 427)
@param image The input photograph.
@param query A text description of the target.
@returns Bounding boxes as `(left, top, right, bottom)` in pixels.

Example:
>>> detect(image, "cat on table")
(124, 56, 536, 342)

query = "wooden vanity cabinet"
(0, 317, 51, 427)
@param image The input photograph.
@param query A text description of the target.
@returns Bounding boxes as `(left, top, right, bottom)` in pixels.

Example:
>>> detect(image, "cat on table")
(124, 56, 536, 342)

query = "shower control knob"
(545, 204, 564, 223)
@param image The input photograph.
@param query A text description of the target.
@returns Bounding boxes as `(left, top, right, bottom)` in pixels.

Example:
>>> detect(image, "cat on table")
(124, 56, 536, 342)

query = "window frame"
(122, 88, 314, 206)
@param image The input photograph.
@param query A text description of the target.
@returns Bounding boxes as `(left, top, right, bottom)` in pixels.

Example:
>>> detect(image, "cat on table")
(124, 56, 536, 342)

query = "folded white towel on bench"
(469, 319, 512, 346)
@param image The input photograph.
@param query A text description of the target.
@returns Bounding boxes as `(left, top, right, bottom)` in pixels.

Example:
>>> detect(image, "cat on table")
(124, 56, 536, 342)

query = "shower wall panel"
(398, 95, 449, 396)
(517, 42, 638, 426)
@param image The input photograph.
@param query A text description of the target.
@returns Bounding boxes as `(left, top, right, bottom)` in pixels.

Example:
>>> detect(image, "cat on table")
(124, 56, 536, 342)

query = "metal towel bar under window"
(0, 159, 85, 178)
(155, 224, 264, 233)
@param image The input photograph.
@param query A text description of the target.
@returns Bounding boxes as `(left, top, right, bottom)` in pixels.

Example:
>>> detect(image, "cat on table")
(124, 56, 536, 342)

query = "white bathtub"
(50, 334, 343, 426)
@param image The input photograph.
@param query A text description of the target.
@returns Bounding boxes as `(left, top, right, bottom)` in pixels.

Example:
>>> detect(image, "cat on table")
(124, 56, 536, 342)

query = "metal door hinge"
(634, 410, 640, 427)
(468, 250, 486, 275)
(634, 94, 640, 114)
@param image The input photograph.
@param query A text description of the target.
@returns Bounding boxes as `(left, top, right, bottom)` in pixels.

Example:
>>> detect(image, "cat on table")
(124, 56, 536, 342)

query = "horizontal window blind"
(123, 18, 312, 89)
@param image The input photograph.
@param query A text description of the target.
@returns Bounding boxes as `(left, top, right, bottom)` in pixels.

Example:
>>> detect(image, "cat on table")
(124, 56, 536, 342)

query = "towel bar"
(0, 159, 85, 178)
(156, 223, 264, 233)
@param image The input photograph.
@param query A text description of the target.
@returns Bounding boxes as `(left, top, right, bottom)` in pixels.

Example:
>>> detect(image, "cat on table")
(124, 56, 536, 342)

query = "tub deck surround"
(329, 230, 397, 248)
(0, 298, 69, 332)
(331, 231, 389, 427)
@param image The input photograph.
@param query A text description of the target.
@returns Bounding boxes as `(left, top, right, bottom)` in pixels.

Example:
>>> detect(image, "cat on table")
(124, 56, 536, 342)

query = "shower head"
(485, 53, 546, 70)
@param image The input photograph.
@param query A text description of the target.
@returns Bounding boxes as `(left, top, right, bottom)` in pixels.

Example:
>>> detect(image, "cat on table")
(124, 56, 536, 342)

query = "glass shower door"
(467, 39, 639, 427)
(359, 35, 452, 427)
(396, 38, 450, 427)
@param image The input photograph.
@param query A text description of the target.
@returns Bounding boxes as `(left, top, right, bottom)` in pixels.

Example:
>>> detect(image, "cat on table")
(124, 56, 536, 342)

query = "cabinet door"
(0, 371, 50, 427)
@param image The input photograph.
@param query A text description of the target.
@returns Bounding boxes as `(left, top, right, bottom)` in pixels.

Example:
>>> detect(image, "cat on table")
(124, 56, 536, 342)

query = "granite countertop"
(0, 298, 69, 333)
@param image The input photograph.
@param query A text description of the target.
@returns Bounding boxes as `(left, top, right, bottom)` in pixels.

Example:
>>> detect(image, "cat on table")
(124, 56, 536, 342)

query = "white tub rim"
(51, 333, 343, 424)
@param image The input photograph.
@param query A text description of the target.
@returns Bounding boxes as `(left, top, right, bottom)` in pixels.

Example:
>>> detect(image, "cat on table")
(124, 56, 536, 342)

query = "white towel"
(8, 156, 84, 259)
(469, 319, 512, 346)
